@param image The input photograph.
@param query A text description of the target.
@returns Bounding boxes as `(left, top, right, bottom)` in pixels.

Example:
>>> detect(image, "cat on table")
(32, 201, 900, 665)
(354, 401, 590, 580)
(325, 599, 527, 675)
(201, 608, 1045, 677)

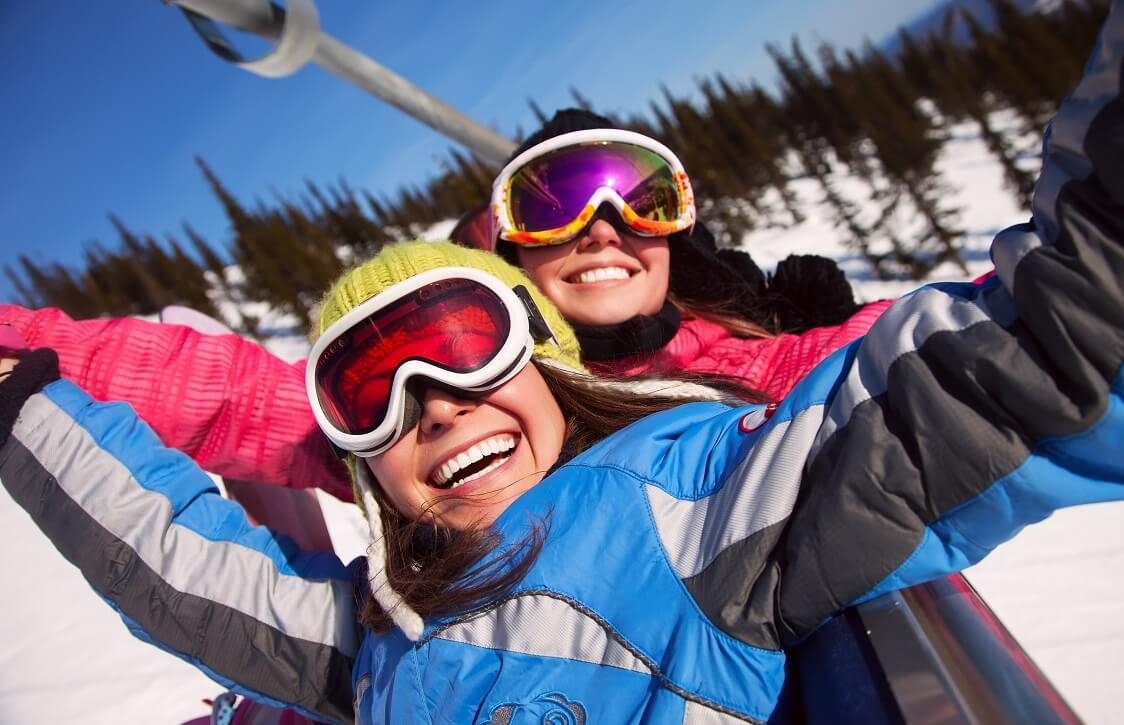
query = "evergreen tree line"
(6, 0, 1106, 333)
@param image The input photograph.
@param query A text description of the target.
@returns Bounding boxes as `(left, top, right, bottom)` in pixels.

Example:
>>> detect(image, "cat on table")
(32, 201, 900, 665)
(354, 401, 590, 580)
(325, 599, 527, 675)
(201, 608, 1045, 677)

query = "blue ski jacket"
(3, 4, 1124, 723)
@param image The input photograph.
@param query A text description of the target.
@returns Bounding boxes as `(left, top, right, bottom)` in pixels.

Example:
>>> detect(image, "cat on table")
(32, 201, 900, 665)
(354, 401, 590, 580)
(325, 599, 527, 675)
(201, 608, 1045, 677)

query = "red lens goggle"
(307, 268, 540, 457)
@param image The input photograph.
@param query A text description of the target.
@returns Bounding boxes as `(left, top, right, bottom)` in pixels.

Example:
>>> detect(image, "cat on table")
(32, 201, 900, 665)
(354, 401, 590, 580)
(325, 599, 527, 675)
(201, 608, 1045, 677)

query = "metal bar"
(313, 35, 516, 165)
(857, 574, 1081, 724)
(166, 0, 517, 165)
(169, 0, 280, 38)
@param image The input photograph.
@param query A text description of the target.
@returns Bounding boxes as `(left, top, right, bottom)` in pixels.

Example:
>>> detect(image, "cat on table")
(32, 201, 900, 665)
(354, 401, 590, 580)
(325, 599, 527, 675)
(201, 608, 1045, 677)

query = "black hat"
(508, 108, 620, 161)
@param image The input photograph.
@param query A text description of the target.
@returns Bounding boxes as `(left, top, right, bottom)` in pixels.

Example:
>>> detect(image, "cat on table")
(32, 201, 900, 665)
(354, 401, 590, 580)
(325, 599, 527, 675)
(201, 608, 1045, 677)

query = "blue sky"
(0, 0, 937, 303)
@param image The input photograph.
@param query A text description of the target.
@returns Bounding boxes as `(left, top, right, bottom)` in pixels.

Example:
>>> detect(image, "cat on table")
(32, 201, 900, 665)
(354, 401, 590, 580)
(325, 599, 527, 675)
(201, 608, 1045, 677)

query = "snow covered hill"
(1, 112, 1121, 724)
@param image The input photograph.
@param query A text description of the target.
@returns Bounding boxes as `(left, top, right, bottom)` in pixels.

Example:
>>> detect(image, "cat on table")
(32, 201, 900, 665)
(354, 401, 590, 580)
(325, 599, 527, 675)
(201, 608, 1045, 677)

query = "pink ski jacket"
(0, 305, 352, 501)
(591, 300, 894, 401)
(1, 299, 891, 503)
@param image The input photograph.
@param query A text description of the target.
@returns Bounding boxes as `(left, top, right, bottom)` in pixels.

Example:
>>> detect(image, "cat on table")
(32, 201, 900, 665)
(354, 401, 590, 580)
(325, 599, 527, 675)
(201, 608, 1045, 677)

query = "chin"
(575, 310, 639, 326)
(565, 298, 646, 326)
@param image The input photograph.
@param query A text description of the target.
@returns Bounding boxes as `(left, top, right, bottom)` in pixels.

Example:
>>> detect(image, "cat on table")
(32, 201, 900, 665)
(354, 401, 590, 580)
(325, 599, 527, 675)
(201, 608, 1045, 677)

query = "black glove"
(669, 224, 767, 312)
(761, 254, 861, 332)
(0, 348, 60, 449)
(670, 222, 862, 335)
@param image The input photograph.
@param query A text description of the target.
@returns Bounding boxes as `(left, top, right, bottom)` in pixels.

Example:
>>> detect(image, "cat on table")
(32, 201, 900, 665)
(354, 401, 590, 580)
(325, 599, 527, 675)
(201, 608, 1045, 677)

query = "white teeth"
(433, 434, 516, 487)
(570, 267, 631, 284)
(453, 457, 507, 487)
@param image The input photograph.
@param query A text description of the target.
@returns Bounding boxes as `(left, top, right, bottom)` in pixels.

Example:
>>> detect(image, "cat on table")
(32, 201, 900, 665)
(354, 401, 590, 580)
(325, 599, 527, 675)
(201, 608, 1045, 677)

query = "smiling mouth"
(566, 266, 632, 284)
(430, 434, 517, 490)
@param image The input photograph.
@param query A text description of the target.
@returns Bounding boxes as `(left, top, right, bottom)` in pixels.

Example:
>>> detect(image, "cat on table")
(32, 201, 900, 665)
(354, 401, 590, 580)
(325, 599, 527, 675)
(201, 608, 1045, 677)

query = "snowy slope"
(1, 113, 1122, 724)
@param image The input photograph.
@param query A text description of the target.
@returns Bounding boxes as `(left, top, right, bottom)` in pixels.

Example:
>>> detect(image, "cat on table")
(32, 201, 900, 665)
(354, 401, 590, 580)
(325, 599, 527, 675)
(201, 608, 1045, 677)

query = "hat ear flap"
(353, 462, 425, 641)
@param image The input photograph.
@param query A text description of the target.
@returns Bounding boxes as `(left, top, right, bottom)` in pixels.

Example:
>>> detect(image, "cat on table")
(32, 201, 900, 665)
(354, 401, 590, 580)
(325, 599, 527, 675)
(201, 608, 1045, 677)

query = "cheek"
(516, 248, 565, 288)
(364, 449, 418, 517)
(636, 243, 670, 304)
(532, 389, 566, 465)
(498, 367, 566, 468)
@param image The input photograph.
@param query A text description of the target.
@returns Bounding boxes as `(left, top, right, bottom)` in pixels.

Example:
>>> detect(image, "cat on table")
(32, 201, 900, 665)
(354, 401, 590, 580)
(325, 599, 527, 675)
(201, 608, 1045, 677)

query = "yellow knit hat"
(311, 239, 585, 642)
(314, 239, 584, 373)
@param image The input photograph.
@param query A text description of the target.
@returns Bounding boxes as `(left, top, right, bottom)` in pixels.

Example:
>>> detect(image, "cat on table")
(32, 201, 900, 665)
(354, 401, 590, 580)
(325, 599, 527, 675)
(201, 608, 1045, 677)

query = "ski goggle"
(306, 267, 552, 457)
(489, 129, 696, 249)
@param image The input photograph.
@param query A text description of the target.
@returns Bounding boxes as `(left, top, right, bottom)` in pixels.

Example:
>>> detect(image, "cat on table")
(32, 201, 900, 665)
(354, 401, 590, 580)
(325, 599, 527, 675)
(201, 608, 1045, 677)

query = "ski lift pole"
(166, 0, 517, 166)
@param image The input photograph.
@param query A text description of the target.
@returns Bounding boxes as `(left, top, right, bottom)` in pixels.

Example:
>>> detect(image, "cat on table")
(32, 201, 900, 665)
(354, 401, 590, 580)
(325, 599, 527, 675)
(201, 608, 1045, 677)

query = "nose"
(576, 218, 623, 250)
(575, 206, 623, 251)
(418, 385, 475, 436)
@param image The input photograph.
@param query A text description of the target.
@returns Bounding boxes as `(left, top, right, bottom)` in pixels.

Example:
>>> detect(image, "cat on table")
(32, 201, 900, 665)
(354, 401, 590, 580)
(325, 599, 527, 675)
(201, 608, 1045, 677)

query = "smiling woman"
(516, 226, 672, 326)
(367, 366, 565, 529)
(482, 111, 886, 395)
(304, 256, 572, 530)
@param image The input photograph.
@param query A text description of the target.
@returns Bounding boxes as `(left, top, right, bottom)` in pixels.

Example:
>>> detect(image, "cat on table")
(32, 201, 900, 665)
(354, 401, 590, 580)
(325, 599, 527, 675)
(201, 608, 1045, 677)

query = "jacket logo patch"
(483, 692, 587, 724)
(739, 402, 778, 433)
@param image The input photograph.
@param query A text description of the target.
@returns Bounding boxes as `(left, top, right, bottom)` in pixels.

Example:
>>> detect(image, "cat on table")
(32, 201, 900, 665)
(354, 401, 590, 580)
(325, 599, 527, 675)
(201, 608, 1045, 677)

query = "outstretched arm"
(650, 1, 1124, 653)
(0, 354, 359, 724)
(0, 306, 352, 500)
(780, 2, 1124, 642)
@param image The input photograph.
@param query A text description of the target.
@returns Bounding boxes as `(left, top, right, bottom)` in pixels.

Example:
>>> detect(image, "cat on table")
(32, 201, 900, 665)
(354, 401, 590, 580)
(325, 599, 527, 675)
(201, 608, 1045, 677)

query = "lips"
(565, 266, 633, 284)
(429, 434, 517, 489)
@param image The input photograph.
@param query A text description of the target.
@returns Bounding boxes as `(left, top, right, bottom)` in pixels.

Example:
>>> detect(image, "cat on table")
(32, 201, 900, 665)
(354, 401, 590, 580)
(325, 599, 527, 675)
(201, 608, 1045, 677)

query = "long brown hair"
(668, 292, 775, 340)
(359, 361, 767, 632)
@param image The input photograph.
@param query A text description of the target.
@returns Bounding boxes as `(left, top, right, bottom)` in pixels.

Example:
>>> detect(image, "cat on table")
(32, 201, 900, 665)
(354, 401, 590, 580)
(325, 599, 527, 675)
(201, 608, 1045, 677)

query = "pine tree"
(183, 222, 232, 293)
(527, 98, 549, 126)
(4, 264, 38, 307)
(165, 234, 222, 319)
(711, 74, 804, 225)
(11, 256, 55, 308)
(987, 0, 1082, 108)
(960, 8, 1051, 129)
(842, 47, 966, 276)
(108, 215, 174, 312)
(925, 22, 1037, 209)
(196, 156, 257, 239)
(46, 263, 101, 318)
(568, 87, 595, 112)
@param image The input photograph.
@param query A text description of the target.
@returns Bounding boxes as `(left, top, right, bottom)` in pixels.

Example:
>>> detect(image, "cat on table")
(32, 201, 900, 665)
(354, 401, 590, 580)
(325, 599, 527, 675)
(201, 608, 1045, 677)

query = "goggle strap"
(514, 284, 557, 346)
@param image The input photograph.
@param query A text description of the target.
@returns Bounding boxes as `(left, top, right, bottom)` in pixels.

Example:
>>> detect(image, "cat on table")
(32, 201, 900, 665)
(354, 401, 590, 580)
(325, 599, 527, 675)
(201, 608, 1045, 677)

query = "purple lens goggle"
(489, 129, 696, 250)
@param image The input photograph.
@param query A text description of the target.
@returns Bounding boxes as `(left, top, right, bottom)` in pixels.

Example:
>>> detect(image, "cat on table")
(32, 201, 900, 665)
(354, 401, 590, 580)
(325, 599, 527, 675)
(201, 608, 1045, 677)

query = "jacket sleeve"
(780, 5, 1124, 643)
(0, 378, 360, 724)
(753, 298, 894, 400)
(662, 2, 1124, 651)
(0, 306, 352, 501)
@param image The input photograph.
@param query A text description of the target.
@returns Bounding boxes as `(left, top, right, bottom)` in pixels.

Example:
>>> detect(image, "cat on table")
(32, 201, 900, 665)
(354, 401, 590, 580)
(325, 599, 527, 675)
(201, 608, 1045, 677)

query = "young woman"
(2, 60, 1123, 715)
(486, 110, 893, 400)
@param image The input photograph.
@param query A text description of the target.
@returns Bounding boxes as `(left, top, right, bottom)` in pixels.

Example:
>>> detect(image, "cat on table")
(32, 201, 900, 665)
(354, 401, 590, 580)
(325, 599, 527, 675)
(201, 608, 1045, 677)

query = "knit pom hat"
(312, 239, 585, 640)
(316, 240, 584, 371)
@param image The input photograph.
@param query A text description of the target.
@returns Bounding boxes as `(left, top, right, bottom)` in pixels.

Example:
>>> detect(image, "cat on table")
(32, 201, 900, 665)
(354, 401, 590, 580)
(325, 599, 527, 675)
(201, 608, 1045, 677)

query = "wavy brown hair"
(667, 292, 774, 340)
(359, 361, 767, 632)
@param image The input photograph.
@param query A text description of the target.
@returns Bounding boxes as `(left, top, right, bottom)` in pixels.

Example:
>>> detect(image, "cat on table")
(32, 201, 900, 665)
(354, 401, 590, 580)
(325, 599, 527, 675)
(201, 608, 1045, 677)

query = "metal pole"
(167, 0, 517, 166)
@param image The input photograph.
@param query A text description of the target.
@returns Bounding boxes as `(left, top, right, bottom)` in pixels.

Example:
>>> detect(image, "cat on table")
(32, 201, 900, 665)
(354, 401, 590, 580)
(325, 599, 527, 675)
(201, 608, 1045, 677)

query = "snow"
(2, 114, 1122, 724)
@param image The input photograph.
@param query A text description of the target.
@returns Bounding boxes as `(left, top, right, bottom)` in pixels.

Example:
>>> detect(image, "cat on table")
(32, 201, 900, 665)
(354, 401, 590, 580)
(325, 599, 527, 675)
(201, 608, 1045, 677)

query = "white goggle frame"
(306, 266, 536, 457)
